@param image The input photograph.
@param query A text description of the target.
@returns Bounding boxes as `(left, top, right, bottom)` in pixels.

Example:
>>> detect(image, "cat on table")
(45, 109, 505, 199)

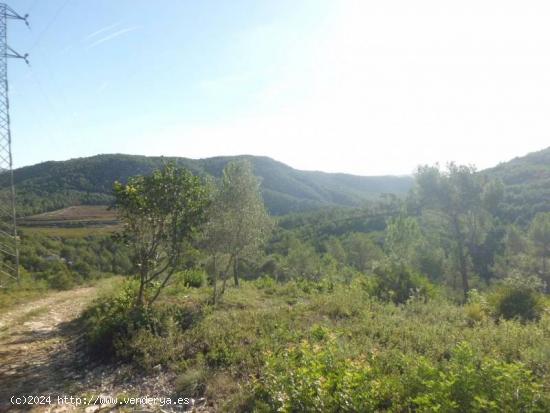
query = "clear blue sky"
(7, 0, 550, 175)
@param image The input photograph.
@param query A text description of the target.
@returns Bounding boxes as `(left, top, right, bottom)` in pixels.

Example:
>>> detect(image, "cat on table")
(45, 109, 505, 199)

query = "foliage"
(113, 163, 209, 306)
(483, 146, 550, 224)
(12, 150, 550, 411)
(203, 160, 273, 301)
(370, 262, 435, 304)
(414, 163, 500, 298)
(82, 280, 197, 369)
(529, 212, 550, 289)
(0, 231, 132, 292)
(81, 280, 139, 359)
(79, 275, 550, 411)
(412, 342, 547, 412)
(490, 276, 545, 321)
(0, 154, 413, 217)
(257, 338, 547, 413)
(175, 269, 206, 288)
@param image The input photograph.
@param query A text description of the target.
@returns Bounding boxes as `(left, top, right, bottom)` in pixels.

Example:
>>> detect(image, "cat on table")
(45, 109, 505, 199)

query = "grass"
(19, 225, 120, 238)
(0, 275, 123, 312)
(0, 286, 48, 311)
(82, 278, 550, 411)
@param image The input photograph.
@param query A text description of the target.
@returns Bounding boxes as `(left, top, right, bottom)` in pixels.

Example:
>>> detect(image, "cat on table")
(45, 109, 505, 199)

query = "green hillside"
(483, 146, 550, 223)
(2, 147, 548, 219)
(0, 154, 413, 216)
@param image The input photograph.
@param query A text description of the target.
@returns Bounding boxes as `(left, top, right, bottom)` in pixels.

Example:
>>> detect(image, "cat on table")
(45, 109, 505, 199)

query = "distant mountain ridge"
(3, 147, 549, 220)
(0, 154, 414, 216)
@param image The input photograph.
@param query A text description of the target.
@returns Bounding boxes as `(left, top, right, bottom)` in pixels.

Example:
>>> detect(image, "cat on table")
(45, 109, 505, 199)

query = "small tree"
(113, 164, 209, 307)
(204, 160, 272, 302)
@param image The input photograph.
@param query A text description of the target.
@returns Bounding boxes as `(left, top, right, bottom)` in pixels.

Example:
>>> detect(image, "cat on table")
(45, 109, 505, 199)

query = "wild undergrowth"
(81, 276, 550, 412)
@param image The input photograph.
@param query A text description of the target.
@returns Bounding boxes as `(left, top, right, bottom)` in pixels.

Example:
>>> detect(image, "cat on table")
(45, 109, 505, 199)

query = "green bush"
(254, 276, 278, 294)
(45, 266, 76, 290)
(77, 278, 550, 410)
(81, 281, 137, 359)
(464, 289, 490, 325)
(175, 269, 206, 288)
(491, 286, 543, 321)
(371, 262, 435, 304)
(413, 342, 547, 412)
(256, 339, 548, 412)
(82, 280, 200, 368)
(115, 315, 184, 371)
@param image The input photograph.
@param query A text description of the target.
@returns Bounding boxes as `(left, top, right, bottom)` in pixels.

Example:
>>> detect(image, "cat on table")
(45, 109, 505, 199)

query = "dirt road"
(0, 287, 98, 411)
(0, 287, 203, 412)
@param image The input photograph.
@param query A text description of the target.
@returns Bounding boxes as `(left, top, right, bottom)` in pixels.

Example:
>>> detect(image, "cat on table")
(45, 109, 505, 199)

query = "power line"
(28, 0, 70, 52)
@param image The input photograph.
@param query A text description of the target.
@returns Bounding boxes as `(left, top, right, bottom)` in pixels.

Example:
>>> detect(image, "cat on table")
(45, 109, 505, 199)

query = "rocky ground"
(0, 288, 208, 413)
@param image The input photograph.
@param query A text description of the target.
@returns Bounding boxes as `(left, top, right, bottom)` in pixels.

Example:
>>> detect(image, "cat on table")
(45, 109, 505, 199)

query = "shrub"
(116, 316, 184, 371)
(81, 281, 138, 359)
(490, 276, 544, 321)
(254, 276, 278, 294)
(492, 286, 543, 321)
(82, 278, 208, 369)
(47, 267, 76, 290)
(257, 338, 403, 412)
(371, 262, 435, 304)
(413, 342, 547, 412)
(176, 269, 206, 288)
(464, 289, 490, 325)
(256, 339, 549, 412)
(175, 366, 208, 397)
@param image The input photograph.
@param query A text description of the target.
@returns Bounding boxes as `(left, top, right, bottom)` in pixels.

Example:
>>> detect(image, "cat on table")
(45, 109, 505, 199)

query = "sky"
(6, 0, 550, 175)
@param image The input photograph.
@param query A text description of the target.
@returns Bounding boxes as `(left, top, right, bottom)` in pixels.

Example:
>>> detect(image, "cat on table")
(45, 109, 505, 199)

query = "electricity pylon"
(0, 3, 28, 286)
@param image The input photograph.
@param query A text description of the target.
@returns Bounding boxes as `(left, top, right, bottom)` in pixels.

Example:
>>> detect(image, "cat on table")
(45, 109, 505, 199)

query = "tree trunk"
(220, 255, 233, 296)
(221, 273, 228, 295)
(452, 216, 469, 300)
(233, 256, 239, 287)
(459, 251, 469, 300)
(212, 254, 218, 305)
(136, 269, 146, 307)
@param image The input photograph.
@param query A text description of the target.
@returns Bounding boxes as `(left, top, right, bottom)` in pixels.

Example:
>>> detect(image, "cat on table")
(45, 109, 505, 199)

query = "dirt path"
(0, 287, 98, 411)
(0, 287, 206, 413)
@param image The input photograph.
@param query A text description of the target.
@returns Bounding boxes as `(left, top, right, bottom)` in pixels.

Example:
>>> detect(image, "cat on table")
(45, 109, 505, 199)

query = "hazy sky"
(7, 0, 550, 175)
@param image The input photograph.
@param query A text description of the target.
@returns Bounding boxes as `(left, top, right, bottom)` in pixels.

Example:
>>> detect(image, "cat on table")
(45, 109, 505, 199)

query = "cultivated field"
(18, 205, 120, 238)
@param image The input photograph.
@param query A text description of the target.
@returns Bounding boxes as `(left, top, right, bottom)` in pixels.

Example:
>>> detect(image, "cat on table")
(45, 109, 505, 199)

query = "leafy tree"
(324, 237, 347, 267)
(285, 238, 321, 281)
(384, 214, 422, 266)
(113, 164, 209, 307)
(415, 163, 500, 299)
(204, 160, 272, 302)
(492, 225, 534, 281)
(342, 232, 384, 273)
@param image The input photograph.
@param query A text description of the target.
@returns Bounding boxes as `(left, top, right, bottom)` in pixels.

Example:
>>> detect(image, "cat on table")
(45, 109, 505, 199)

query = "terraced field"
(19, 206, 120, 238)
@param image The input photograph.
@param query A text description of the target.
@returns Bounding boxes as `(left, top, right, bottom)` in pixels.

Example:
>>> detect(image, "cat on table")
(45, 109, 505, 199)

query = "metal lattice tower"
(0, 3, 28, 286)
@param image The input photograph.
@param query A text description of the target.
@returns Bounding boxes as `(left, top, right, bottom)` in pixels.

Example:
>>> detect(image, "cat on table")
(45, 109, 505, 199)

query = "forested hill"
(3, 147, 548, 219)
(0, 154, 414, 216)
(482, 146, 550, 223)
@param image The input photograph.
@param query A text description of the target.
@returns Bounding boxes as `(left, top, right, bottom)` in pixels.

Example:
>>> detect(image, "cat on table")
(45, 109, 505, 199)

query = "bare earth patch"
(0, 288, 207, 412)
